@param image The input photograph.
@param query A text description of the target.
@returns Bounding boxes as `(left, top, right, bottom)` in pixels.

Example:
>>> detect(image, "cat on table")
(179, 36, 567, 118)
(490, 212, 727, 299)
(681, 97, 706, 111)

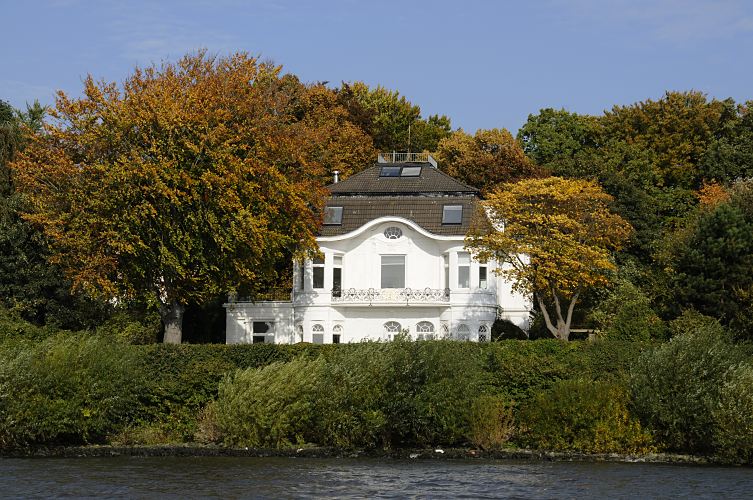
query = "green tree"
(467, 177, 633, 340)
(14, 52, 354, 343)
(436, 128, 542, 193)
(702, 101, 753, 183)
(336, 82, 451, 152)
(663, 181, 753, 338)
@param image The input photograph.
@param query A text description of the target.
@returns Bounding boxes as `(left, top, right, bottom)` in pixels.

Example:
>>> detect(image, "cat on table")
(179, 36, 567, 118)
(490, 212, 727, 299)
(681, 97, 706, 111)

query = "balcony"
(331, 287, 450, 306)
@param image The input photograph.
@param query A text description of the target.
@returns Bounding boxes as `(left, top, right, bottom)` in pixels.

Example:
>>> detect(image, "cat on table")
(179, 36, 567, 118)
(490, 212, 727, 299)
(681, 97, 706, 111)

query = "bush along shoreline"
(2, 314, 753, 464)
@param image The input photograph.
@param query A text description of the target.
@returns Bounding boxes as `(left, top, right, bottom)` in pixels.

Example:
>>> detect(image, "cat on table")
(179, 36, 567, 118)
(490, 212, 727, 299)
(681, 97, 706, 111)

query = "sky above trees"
(2, 0, 753, 133)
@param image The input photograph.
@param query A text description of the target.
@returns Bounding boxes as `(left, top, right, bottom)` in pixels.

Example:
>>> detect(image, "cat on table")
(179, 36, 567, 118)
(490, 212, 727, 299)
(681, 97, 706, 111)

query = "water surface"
(2, 456, 751, 499)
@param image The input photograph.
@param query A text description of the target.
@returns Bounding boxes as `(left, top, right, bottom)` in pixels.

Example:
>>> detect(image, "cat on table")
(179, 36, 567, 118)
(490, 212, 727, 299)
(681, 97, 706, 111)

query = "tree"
(435, 129, 542, 194)
(336, 82, 451, 152)
(702, 100, 753, 183)
(14, 52, 356, 343)
(517, 108, 603, 179)
(467, 177, 632, 340)
(662, 180, 753, 339)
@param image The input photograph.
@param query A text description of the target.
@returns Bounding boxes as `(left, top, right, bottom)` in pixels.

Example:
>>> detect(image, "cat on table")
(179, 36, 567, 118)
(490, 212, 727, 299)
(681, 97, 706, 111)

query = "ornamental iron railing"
(331, 287, 450, 305)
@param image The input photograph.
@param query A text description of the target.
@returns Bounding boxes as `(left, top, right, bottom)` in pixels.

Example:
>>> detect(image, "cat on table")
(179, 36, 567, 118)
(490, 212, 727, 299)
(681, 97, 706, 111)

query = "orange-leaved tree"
(435, 128, 543, 194)
(466, 177, 633, 340)
(13, 51, 372, 343)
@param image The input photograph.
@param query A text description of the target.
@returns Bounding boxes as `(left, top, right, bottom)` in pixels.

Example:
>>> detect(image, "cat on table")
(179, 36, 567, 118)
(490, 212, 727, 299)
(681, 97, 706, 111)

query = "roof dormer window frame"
(442, 204, 463, 225)
(324, 206, 343, 225)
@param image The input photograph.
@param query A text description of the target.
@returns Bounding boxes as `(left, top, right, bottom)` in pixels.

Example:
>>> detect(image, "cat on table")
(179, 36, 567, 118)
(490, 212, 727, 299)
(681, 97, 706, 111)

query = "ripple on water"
(1, 456, 752, 499)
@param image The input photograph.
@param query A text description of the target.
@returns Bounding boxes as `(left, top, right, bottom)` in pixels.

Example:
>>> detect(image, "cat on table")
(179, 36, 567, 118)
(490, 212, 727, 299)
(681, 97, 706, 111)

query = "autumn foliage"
(12, 52, 374, 343)
(467, 177, 633, 340)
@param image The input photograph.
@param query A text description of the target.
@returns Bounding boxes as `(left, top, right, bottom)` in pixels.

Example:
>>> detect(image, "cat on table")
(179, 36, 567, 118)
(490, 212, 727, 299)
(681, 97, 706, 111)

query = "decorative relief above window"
(383, 226, 403, 239)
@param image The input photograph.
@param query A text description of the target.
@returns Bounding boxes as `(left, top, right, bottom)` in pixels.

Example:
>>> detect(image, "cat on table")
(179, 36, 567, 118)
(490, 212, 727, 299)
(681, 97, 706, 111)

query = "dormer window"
(324, 206, 343, 225)
(442, 205, 463, 224)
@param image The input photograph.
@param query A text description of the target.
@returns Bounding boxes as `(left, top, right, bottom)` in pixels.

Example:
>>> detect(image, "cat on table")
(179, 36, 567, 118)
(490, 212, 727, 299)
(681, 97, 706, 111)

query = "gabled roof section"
(327, 162, 479, 195)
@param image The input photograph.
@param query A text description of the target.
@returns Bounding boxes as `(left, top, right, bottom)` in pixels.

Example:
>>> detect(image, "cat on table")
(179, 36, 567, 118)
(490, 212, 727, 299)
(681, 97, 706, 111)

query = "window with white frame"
(440, 322, 450, 338)
(443, 254, 450, 290)
(456, 324, 470, 340)
(252, 321, 274, 344)
(442, 205, 463, 224)
(324, 206, 343, 225)
(295, 324, 303, 343)
(457, 252, 470, 289)
(478, 324, 489, 342)
(312, 323, 325, 344)
(381, 255, 405, 288)
(333, 255, 343, 297)
(297, 261, 305, 291)
(332, 324, 343, 344)
(384, 321, 401, 339)
(312, 256, 325, 289)
(416, 321, 435, 341)
(479, 265, 488, 289)
(383, 226, 402, 239)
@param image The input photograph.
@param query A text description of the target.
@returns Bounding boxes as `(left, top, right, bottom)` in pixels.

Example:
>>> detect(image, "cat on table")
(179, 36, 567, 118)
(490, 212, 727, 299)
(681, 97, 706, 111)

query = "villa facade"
(224, 153, 530, 344)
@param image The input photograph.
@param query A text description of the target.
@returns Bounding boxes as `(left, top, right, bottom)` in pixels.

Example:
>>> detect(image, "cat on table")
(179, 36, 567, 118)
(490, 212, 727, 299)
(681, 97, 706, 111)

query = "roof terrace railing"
(378, 152, 437, 167)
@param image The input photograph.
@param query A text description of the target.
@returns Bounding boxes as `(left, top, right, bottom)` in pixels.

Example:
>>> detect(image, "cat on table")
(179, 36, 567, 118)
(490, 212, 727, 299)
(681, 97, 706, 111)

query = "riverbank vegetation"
(2, 313, 753, 463)
(3, 52, 753, 463)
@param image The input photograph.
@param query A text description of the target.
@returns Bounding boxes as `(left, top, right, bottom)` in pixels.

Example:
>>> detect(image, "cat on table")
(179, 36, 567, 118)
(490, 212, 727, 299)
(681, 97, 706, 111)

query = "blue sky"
(2, 0, 752, 132)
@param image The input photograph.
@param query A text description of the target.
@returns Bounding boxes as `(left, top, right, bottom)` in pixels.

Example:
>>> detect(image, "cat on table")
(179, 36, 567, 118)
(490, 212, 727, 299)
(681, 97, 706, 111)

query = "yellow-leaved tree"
(466, 177, 633, 340)
(12, 51, 374, 343)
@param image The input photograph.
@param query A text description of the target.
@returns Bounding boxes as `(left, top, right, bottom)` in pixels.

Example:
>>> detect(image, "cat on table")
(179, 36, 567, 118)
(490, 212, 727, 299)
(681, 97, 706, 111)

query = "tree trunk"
(161, 301, 185, 344)
(537, 290, 579, 341)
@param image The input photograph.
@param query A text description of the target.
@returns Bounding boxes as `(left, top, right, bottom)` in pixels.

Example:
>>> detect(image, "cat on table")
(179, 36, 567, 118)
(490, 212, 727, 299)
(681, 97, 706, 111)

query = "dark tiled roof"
(319, 195, 480, 236)
(327, 163, 479, 195)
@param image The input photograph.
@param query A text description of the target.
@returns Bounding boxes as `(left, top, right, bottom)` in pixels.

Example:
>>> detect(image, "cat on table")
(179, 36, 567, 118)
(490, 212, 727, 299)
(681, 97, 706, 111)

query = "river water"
(1, 456, 752, 499)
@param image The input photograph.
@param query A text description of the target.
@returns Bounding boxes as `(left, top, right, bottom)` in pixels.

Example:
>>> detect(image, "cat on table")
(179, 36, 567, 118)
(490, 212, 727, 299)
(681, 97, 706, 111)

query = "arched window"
(456, 324, 470, 341)
(384, 321, 401, 334)
(416, 321, 435, 341)
(383, 226, 403, 239)
(332, 324, 343, 344)
(440, 322, 450, 338)
(478, 324, 489, 342)
(295, 324, 303, 343)
(312, 323, 325, 344)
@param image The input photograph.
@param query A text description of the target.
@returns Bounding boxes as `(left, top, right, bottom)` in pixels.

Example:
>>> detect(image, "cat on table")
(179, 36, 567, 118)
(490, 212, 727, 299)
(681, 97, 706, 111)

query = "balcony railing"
(331, 287, 450, 305)
(377, 152, 437, 167)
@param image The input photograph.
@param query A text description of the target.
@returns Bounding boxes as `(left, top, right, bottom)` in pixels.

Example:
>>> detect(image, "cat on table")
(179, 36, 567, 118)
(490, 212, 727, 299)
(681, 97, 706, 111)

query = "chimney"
(333, 170, 340, 183)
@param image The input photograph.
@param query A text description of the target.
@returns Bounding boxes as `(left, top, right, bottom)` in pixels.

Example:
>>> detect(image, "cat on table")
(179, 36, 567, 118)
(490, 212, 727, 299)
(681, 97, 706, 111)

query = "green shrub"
(630, 319, 740, 453)
(95, 310, 161, 344)
(0, 334, 147, 449)
(214, 357, 325, 448)
(518, 378, 655, 454)
(712, 362, 753, 463)
(590, 280, 667, 341)
(466, 395, 515, 450)
(492, 319, 528, 340)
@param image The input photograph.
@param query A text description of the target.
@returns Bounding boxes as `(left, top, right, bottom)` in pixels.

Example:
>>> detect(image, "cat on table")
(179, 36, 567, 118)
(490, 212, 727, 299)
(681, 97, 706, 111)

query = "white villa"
(224, 153, 531, 344)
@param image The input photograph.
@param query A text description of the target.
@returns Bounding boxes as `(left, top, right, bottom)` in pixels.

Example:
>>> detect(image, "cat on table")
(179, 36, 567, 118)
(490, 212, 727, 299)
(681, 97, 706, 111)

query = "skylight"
(379, 166, 401, 177)
(400, 166, 421, 177)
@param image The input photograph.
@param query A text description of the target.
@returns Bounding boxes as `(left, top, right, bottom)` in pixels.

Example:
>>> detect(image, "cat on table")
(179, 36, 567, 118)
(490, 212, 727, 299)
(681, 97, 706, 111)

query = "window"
(384, 321, 401, 335)
(333, 255, 342, 297)
(379, 166, 401, 177)
(400, 166, 421, 177)
(456, 324, 470, 341)
(416, 321, 435, 341)
(479, 265, 488, 289)
(440, 322, 450, 338)
(313, 256, 324, 289)
(443, 254, 450, 289)
(252, 321, 273, 344)
(383, 226, 402, 239)
(297, 261, 305, 291)
(324, 206, 343, 225)
(295, 324, 303, 343)
(312, 324, 325, 344)
(458, 252, 470, 289)
(333, 324, 343, 344)
(381, 255, 405, 288)
(478, 324, 489, 342)
(442, 205, 463, 224)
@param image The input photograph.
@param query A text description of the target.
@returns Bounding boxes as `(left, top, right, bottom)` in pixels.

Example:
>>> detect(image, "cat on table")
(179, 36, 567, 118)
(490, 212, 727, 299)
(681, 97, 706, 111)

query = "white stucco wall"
(225, 217, 531, 344)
